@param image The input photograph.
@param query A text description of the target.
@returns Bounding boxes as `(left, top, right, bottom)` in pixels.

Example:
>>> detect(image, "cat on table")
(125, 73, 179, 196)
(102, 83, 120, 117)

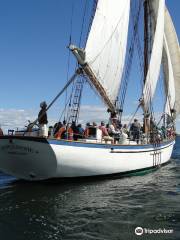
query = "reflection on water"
(0, 139, 180, 240)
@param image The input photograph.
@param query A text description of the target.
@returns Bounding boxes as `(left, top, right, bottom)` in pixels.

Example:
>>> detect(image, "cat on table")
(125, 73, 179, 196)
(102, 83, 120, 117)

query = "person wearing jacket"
(38, 101, 48, 137)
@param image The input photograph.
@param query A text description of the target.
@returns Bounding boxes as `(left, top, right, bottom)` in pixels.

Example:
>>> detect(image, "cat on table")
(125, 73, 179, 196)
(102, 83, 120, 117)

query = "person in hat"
(38, 101, 48, 137)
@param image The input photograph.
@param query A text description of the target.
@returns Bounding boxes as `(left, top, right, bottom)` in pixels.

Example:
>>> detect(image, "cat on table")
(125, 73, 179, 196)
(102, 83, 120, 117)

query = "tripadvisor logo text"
(135, 226, 173, 235)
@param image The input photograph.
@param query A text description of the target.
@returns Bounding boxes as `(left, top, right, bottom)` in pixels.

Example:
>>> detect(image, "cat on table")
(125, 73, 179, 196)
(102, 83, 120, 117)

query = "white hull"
(0, 136, 175, 181)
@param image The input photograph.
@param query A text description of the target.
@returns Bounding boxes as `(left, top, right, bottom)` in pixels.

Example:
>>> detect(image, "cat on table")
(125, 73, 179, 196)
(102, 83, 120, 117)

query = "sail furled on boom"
(164, 7, 180, 115)
(142, 0, 165, 112)
(163, 34, 175, 115)
(85, 0, 130, 104)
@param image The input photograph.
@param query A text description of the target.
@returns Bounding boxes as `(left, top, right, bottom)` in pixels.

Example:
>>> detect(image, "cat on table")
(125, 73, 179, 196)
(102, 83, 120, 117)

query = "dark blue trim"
(0, 135, 175, 151)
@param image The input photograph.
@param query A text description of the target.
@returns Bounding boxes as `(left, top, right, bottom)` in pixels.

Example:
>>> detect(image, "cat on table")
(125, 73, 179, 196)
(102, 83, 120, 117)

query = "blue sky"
(0, 0, 180, 132)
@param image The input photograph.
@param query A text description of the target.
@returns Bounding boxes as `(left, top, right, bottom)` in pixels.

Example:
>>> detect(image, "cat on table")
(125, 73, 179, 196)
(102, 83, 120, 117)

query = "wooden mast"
(143, 0, 150, 134)
(69, 45, 116, 113)
(144, 0, 149, 81)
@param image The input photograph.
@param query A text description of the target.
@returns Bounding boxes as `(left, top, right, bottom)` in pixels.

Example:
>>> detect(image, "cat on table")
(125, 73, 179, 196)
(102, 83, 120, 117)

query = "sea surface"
(0, 139, 180, 240)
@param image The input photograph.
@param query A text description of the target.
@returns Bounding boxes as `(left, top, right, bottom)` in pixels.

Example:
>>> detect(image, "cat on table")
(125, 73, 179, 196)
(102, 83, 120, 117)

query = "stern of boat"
(0, 136, 58, 180)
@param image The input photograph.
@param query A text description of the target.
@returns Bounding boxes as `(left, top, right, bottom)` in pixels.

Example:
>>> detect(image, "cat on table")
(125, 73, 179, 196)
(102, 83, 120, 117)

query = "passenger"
(53, 121, 62, 136)
(66, 123, 73, 140)
(122, 124, 129, 136)
(48, 126, 54, 137)
(38, 101, 48, 137)
(119, 131, 128, 144)
(117, 122, 122, 132)
(108, 120, 121, 144)
(76, 124, 84, 139)
(160, 125, 166, 139)
(99, 121, 113, 144)
(167, 127, 175, 139)
(110, 112, 118, 124)
(55, 120, 66, 139)
(71, 121, 79, 140)
(92, 122, 97, 127)
(150, 117, 156, 131)
(84, 122, 91, 138)
(130, 119, 141, 144)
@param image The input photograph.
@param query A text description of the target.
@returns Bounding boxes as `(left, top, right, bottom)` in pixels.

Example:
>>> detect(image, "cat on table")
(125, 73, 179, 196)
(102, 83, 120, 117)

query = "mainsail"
(142, 0, 165, 112)
(163, 34, 175, 115)
(164, 7, 180, 115)
(85, 0, 130, 106)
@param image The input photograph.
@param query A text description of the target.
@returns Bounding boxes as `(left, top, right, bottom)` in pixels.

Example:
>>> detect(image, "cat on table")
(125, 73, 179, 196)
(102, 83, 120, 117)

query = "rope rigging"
(63, 2, 75, 121)
(118, 0, 143, 118)
(79, 0, 88, 48)
(65, 0, 98, 124)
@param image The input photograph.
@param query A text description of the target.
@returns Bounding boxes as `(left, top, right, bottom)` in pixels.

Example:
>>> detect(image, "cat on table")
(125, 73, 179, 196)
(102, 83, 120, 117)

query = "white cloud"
(79, 105, 109, 124)
(0, 109, 36, 132)
(1, 106, 180, 134)
(0, 106, 110, 133)
(0, 108, 56, 133)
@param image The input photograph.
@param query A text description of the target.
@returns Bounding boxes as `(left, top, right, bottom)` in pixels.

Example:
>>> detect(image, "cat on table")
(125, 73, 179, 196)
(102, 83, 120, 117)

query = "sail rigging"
(164, 7, 180, 115)
(69, 0, 180, 123)
(163, 34, 175, 115)
(142, 0, 165, 112)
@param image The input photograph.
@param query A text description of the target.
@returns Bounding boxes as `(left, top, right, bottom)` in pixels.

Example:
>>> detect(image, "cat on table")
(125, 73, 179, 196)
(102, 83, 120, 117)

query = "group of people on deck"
(52, 117, 134, 144)
(9, 101, 170, 144)
(52, 120, 126, 143)
(36, 101, 175, 144)
(53, 121, 84, 141)
(0, 101, 175, 143)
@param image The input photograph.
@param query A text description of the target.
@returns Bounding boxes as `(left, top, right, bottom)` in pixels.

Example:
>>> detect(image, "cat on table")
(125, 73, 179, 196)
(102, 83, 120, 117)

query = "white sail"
(163, 34, 175, 115)
(143, 0, 165, 111)
(85, 0, 130, 104)
(164, 7, 180, 115)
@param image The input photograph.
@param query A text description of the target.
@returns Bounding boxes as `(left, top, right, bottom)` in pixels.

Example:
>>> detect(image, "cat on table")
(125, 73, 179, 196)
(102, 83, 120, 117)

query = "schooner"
(0, 0, 179, 181)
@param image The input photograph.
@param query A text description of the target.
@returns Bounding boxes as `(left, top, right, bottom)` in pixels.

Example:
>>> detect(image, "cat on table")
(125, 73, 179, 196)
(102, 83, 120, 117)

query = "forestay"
(163, 34, 175, 115)
(85, 0, 130, 104)
(142, 0, 165, 111)
(164, 8, 180, 115)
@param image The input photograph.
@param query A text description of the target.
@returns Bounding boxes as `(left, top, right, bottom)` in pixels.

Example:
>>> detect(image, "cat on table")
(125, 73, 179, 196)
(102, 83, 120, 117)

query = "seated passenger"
(55, 120, 66, 139)
(66, 123, 73, 140)
(53, 121, 62, 135)
(119, 133, 128, 144)
(99, 121, 113, 144)
(108, 120, 121, 143)
(122, 124, 129, 136)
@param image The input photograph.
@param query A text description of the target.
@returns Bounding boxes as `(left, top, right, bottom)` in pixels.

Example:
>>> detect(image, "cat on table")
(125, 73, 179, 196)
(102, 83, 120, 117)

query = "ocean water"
(0, 139, 180, 240)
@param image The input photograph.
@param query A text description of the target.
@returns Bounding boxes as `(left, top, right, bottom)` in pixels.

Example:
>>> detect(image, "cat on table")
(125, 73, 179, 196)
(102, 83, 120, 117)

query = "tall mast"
(144, 0, 149, 82)
(143, 0, 150, 133)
